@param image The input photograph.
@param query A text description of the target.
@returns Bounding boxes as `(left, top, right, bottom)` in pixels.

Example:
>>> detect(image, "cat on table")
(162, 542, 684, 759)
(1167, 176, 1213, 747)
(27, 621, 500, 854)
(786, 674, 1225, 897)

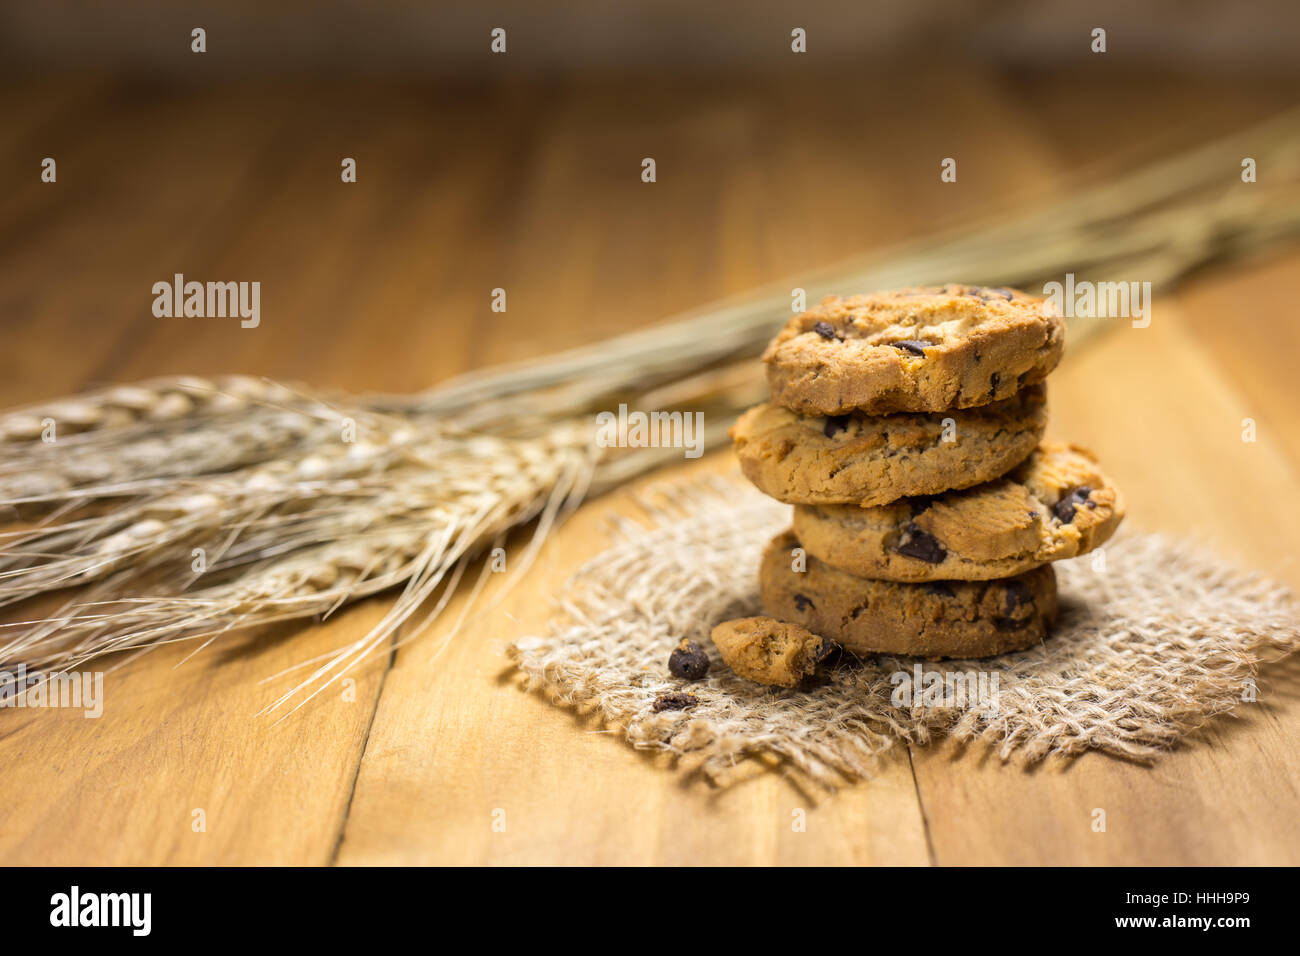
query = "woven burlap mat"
(507, 478, 1300, 789)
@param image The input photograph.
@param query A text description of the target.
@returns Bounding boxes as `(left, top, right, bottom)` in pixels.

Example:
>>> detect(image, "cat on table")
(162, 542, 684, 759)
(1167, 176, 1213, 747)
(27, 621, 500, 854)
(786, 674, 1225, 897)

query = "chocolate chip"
(1003, 580, 1030, 617)
(891, 340, 931, 356)
(810, 636, 840, 665)
(812, 320, 838, 340)
(924, 582, 955, 598)
(895, 524, 947, 563)
(668, 639, 710, 680)
(653, 692, 698, 712)
(1052, 486, 1093, 524)
(989, 372, 1001, 397)
(992, 617, 1031, 632)
(967, 287, 1014, 304)
(793, 593, 815, 612)
(823, 415, 849, 438)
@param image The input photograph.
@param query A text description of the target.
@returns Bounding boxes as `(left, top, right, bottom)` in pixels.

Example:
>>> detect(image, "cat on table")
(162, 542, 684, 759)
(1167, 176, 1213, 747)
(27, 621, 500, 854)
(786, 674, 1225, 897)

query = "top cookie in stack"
(719, 285, 1124, 678)
(761, 285, 1064, 417)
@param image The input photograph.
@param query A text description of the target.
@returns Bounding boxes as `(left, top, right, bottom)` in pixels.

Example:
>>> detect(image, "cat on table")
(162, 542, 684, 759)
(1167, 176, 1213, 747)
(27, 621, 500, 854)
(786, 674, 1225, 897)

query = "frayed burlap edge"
(507, 477, 1300, 789)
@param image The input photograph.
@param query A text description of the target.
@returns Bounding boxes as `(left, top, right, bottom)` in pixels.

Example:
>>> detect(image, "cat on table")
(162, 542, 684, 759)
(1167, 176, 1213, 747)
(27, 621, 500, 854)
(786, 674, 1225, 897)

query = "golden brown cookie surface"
(710, 616, 838, 687)
(792, 441, 1124, 581)
(730, 384, 1046, 507)
(763, 286, 1065, 416)
(760, 531, 1058, 658)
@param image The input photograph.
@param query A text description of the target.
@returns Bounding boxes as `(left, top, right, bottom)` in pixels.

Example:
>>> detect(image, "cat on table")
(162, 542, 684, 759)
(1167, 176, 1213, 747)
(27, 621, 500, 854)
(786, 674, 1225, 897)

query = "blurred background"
(5, 1, 1299, 73)
(3, 1, 1300, 868)
(1, 0, 1298, 406)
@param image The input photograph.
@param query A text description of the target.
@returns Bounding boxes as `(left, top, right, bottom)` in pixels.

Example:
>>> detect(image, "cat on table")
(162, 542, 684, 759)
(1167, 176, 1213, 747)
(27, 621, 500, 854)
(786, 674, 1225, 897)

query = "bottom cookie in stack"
(759, 530, 1058, 660)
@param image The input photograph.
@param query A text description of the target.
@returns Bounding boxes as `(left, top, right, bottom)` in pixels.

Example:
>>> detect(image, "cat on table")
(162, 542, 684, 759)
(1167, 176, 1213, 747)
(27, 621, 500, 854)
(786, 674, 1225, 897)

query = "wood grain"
(0, 66, 1297, 865)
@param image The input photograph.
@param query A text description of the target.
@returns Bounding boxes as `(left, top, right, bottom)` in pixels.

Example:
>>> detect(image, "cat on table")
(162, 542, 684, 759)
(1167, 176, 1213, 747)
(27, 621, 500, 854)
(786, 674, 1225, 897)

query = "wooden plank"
(0, 598, 395, 865)
(1003, 70, 1298, 171)
(1177, 251, 1300, 476)
(0, 84, 302, 404)
(83, 79, 551, 394)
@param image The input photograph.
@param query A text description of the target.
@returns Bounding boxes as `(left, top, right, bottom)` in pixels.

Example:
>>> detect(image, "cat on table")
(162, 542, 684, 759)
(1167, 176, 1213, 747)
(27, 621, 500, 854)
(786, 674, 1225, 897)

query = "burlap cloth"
(507, 478, 1300, 788)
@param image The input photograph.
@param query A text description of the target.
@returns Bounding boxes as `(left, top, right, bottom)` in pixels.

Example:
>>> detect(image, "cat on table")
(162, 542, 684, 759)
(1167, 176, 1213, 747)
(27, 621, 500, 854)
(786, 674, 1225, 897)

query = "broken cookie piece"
(710, 616, 838, 688)
(652, 692, 698, 713)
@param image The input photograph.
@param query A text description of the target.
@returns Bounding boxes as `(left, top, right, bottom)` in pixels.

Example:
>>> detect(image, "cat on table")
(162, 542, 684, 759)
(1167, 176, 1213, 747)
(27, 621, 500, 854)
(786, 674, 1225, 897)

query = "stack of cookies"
(714, 285, 1124, 686)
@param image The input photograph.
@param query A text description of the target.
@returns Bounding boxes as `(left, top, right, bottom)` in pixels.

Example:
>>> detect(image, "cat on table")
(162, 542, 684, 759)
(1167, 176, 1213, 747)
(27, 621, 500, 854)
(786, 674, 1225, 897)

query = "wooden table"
(2, 66, 1298, 865)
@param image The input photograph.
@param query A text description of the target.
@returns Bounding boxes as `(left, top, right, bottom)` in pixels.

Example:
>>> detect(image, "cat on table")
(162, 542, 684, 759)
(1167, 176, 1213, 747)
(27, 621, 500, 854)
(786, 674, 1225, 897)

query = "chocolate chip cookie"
(710, 616, 839, 687)
(730, 383, 1046, 507)
(763, 286, 1065, 416)
(760, 530, 1057, 658)
(792, 441, 1124, 581)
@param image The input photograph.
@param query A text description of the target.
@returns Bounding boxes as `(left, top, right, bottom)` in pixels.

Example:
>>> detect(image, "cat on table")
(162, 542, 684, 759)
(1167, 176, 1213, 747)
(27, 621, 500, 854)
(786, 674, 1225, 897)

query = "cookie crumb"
(668, 639, 710, 680)
(652, 692, 698, 712)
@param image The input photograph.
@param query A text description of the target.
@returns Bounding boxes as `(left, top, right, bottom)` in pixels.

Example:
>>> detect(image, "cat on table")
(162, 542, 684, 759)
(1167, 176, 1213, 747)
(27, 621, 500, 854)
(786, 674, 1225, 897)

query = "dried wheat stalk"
(1, 412, 599, 714)
(1, 108, 1298, 708)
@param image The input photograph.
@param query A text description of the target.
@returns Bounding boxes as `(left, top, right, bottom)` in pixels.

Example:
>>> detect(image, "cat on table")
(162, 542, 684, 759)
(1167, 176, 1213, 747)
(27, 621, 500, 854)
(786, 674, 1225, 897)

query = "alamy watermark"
(50, 886, 150, 936)
(890, 663, 999, 710)
(152, 273, 260, 328)
(595, 404, 704, 459)
(1043, 273, 1151, 328)
(0, 664, 103, 717)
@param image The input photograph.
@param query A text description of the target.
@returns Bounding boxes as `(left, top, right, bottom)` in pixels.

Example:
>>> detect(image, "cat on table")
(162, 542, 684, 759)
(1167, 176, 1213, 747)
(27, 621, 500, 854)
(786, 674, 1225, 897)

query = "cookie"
(760, 530, 1058, 658)
(730, 383, 1046, 507)
(762, 286, 1065, 416)
(710, 616, 838, 687)
(792, 441, 1124, 581)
